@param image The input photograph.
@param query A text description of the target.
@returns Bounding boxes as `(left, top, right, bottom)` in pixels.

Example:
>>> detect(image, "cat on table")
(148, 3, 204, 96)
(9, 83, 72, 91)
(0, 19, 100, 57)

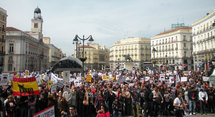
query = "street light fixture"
(73, 35, 94, 77)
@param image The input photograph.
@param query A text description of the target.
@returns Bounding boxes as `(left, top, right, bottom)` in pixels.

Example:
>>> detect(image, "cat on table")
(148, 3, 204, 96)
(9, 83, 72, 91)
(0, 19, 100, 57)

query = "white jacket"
(198, 91, 208, 101)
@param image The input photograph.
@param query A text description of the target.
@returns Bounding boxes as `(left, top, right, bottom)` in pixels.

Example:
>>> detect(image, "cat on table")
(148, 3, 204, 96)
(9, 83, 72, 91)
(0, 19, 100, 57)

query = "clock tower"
(31, 7, 43, 40)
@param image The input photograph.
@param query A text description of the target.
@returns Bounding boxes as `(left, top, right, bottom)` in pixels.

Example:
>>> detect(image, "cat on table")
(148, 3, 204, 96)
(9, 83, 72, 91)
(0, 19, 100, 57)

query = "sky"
(1, 0, 215, 56)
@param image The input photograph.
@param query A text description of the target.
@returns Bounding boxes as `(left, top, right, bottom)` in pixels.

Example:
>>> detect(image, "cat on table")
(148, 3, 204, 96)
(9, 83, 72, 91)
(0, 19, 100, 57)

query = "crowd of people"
(0, 68, 215, 117)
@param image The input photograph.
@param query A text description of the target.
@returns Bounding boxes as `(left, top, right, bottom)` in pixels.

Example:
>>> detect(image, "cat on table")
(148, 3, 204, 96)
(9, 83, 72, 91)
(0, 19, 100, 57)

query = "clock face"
(34, 23, 38, 28)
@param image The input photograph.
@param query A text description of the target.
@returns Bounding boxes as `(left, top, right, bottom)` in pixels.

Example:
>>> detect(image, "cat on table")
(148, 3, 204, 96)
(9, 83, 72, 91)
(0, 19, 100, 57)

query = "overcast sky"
(1, 0, 215, 56)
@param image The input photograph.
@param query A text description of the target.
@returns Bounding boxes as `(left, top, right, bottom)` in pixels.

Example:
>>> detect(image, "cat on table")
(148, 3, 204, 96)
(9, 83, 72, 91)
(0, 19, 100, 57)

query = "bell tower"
(31, 7, 43, 40)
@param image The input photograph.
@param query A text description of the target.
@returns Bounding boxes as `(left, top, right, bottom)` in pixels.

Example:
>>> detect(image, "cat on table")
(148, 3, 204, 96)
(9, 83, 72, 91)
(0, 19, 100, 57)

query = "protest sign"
(86, 75, 92, 82)
(33, 106, 55, 117)
(13, 76, 39, 96)
(159, 74, 165, 81)
(169, 76, 174, 84)
(181, 77, 188, 82)
(102, 74, 106, 79)
(183, 71, 189, 76)
(0, 73, 9, 86)
(63, 71, 70, 82)
(36, 76, 42, 85)
(25, 70, 29, 76)
(145, 76, 150, 81)
(48, 81, 54, 89)
(202, 76, 209, 81)
(51, 84, 57, 93)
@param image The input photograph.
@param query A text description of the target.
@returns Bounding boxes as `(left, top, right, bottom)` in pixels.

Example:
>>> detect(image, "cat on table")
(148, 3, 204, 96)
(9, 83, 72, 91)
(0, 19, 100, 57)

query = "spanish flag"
(13, 76, 39, 96)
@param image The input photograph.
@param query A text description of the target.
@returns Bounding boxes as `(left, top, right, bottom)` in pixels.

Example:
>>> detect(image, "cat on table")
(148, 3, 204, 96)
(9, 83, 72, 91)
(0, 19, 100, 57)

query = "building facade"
(109, 37, 151, 70)
(75, 43, 109, 70)
(192, 10, 215, 71)
(48, 44, 64, 67)
(151, 26, 193, 70)
(0, 7, 7, 73)
(4, 7, 50, 73)
(4, 27, 49, 72)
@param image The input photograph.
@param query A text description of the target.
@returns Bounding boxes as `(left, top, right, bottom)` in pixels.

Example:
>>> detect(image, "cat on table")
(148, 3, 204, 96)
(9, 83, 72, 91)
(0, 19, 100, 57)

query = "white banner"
(33, 106, 55, 117)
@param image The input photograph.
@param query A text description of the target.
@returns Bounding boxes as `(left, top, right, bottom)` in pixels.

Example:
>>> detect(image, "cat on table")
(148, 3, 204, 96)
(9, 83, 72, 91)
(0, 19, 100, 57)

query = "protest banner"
(51, 84, 57, 93)
(181, 77, 188, 82)
(13, 76, 39, 96)
(33, 106, 55, 117)
(203, 76, 209, 81)
(0, 73, 9, 86)
(63, 71, 70, 82)
(57, 80, 64, 88)
(86, 75, 92, 82)
(36, 76, 42, 85)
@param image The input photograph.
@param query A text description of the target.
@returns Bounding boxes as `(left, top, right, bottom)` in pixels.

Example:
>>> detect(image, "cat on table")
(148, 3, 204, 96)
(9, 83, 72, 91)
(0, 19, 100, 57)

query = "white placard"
(169, 76, 174, 84)
(63, 71, 70, 82)
(160, 74, 165, 81)
(203, 76, 209, 81)
(0, 73, 9, 86)
(181, 77, 187, 82)
(145, 76, 150, 81)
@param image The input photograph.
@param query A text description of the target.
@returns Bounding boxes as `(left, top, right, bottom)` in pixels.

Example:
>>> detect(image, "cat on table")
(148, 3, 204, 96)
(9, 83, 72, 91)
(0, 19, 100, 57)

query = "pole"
(82, 36, 85, 77)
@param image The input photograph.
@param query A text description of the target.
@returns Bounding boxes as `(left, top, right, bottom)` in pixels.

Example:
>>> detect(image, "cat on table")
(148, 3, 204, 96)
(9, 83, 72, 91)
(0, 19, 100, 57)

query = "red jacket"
(96, 112, 110, 117)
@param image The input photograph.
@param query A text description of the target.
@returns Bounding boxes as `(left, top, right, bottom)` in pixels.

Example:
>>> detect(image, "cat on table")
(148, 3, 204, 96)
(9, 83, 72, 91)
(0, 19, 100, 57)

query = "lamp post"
(73, 40, 81, 58)
(73, 35, 94, 77)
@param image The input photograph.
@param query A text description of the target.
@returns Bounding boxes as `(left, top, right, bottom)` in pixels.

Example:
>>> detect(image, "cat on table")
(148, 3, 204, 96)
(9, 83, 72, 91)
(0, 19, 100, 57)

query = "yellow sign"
(102, 74, 106, 79)
(86, 75, 92, 82)
(25, 70, 29, 76)
(48, 81, 54, 89)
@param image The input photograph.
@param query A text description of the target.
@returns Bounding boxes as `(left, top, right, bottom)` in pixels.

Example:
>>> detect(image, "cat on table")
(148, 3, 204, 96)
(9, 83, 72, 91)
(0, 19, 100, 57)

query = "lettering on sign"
(18, 84, 34, 95)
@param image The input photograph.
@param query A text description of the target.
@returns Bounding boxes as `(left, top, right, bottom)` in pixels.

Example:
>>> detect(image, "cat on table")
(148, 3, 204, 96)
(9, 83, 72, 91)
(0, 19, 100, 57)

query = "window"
(2, 25, 5, 32)
(8, 64, 12, 71)
(34, 23, 38, 28)
(8, 56, 13, 62)
(183, 35, 186, 40)
(184, 43, 186, 47)
(9, 43, 14, 53)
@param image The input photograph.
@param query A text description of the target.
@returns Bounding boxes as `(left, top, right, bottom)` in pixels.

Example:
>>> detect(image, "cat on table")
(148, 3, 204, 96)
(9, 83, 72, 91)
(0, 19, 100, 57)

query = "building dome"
(34, 7, 41, 13)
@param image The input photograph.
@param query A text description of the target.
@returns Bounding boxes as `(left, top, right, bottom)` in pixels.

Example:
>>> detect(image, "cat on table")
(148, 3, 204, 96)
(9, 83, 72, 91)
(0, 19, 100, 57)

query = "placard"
(33, 106, 55, 117)
(86, 75, 92, 82)
(202, 76, 209, 81)
(63, 71, 70, 82)
(0, 74, 9, 86)
(181, 77, 187, 82)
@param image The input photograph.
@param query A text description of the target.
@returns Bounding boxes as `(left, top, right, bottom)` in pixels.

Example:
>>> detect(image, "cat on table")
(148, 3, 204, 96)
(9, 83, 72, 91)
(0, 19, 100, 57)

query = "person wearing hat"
(198, 88, 208, 115)
(5, 95, 16, 117)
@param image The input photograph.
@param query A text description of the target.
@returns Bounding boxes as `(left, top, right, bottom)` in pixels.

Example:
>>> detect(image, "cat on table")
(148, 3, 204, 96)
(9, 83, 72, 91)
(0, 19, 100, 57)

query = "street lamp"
(73, 35, 94, 77)
(73, 40, 81, 58)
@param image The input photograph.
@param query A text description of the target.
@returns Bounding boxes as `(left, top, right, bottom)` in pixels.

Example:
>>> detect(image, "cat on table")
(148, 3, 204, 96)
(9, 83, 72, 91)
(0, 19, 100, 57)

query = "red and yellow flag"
(13, 76, 39, 96)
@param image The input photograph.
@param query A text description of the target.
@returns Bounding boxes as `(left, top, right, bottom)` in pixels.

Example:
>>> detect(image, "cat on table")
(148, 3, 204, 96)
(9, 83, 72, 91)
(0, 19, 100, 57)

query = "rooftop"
(156, 26, 191, 36)
(6, 27, 22, 32)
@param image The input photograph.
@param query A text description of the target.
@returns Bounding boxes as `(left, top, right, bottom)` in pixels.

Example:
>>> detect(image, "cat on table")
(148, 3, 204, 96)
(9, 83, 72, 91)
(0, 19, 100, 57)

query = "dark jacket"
(188, 90, 198, 101)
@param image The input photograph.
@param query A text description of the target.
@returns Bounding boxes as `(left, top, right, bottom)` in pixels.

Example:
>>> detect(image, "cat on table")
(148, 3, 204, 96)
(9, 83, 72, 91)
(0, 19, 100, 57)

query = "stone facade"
(109, 37, 151, 70)
(192, 10, 215, 71)
(75, 43, 109, 70)
(0, 7, 7, 73)
(151, 26, 193, 70)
